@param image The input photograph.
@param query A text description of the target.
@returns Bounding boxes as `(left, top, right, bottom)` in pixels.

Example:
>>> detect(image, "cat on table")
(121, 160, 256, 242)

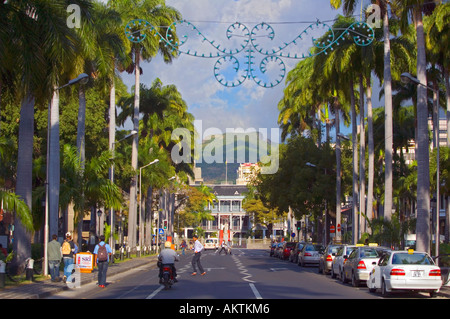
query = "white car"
(330, 245, 357, 280)
(204, 238, 219, 250)
(367, 250, 442, 297)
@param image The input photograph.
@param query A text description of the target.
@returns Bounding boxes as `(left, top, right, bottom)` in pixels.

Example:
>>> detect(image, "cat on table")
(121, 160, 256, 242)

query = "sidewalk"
(0, 255, 157, 299)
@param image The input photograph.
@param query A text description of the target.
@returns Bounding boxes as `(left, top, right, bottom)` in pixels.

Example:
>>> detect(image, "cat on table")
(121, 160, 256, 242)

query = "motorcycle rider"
(158, 241, 179, 283)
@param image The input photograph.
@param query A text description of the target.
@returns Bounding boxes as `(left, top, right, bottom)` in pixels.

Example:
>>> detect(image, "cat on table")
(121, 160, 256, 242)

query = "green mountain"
(196, 132, 276, 184)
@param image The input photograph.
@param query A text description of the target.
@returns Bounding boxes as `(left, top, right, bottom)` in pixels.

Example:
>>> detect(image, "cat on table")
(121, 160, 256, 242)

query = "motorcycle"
(161, 264, 175, 290)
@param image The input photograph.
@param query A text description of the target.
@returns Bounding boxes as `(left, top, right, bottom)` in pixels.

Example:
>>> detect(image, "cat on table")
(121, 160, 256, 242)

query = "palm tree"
(2, 0, 88, 273)
(391, 0, 438, 253)
(60, 144, 122, 247)
(111, 0, 181, 250)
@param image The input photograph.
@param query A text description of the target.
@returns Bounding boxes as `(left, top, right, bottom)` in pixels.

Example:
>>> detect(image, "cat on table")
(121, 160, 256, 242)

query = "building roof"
(208, 184, 249, 197)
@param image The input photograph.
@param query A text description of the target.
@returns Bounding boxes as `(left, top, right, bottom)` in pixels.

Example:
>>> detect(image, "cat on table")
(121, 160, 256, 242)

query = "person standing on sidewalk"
(93, 235, 112, 288)
(62, 232, 77, 283)
(47, 234, 62, 282)
(191, 235, 206, 276)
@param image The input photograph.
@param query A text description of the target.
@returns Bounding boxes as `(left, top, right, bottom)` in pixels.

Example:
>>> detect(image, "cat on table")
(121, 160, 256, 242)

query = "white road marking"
(249, 283, 262, 299)
(146, 285, 164, 299)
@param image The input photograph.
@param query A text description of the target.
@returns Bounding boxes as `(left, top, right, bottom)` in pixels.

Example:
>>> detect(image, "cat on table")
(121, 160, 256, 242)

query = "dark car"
(290, 241, 306, 263)
(269, 243, 277, 256)
(280, 242, 296, 260)
(318, 244, 342, 275)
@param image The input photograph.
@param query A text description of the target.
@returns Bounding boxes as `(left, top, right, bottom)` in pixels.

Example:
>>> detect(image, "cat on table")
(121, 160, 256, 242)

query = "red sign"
(330, 225, 335, 233)
(337, 224, 341, 232)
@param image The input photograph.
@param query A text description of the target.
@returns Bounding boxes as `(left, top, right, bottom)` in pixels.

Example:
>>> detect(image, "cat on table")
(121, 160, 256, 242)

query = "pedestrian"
(47, 234, 62, 282)
(191, 234, 206, 276)
(181, 240, 187, 256)
(0, 244, 7, 259)
(218, 240, 228, 255)
(61, 232, 78, 283)
(93, 235, 112, 288)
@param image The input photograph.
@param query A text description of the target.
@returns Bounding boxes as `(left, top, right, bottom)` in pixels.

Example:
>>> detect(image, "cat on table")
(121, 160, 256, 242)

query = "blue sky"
(118, 0, 383, 141)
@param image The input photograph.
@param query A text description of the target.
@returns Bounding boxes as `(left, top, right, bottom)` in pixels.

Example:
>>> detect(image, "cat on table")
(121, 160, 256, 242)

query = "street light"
(401, 71, 440, 257)
(139, 159, 159, 249)
(109, 129, 138, 258)
(43, 73, 89, 277)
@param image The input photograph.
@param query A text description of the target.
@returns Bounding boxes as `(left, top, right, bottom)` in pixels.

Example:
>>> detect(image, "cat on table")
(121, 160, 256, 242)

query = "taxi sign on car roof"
(408, 249, 414, 254)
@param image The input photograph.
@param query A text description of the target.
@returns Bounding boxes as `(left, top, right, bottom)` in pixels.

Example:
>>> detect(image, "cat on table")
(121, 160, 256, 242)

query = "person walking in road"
(93, 235, 112, 288)
(47, 234, 62, 282)
(191, 235, 206, 276)
(61, 232, 77, 283)
(181, 240, 187, 256)
(218, 240, 228, 255)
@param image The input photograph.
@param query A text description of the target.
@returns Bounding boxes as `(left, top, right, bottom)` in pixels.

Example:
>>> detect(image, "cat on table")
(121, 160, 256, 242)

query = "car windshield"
(306, 245, 322, 251)
(360, 248, 379, 258)
(328, 246, 341, 254)
(392, 253, 434, 265)
(206, 239, 214, 243)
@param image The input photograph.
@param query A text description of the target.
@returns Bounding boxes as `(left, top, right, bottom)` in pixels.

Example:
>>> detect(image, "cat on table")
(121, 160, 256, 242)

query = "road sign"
(330, 225, 335, 234)
(291, 232, 296, 238)
(158, 228, 164, 235)
(337, 224, 341, 232)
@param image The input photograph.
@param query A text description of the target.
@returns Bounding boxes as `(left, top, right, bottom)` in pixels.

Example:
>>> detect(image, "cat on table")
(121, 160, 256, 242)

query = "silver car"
(298, 243, 324, 267)
(342, 246, 381, 287)
(319, 244, 342, 275)
(331, 245, 357, 280)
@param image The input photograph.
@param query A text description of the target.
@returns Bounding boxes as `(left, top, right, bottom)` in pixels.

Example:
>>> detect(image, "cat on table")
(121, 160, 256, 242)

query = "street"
(47, 249, 381, 300)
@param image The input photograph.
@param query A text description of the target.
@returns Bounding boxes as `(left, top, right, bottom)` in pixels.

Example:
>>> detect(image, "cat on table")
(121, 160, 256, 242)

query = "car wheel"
(352, 272, 360, 287)
(429, 290, 437, 298)
(369, 287, 376, 293)
(318, 262, 323, 274)
(381, 279, 390, 297)
(331, 269, 336, 279)
(341, 270, 348, 284)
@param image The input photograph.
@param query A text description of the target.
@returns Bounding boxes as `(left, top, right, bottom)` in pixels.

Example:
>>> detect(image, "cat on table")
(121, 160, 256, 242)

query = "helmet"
(164, 241, 172, 248)
(65, 232, 72, 238)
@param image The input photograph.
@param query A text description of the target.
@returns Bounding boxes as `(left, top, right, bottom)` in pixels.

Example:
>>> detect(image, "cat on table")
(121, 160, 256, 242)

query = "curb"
(0, 255, 158, 299)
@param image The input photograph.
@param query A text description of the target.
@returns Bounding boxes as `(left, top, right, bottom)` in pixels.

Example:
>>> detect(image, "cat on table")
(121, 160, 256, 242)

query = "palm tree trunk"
(359, 75, 366, 236)
(128, 47, 140, 251)
(351, 79, 359, 244)
(366, 75, 374, 230)
(109, 76, 116, 250)
(11, 93, 34, 274)
(335, 105, 342, 243)
(383, 8, 393, 222)
(48, 88, 60, 238)
(414, 8, 430, 254)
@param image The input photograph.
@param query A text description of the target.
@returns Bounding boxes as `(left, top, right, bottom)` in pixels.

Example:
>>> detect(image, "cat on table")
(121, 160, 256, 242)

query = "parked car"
(342, 245, 381, 287)
(289, 242, 306, 263)
(367, 250, 442, 297)
(269, 243, 277, 256)
(280, 242, 296, 260)
(273, 242, 284, 258)
(318, 244, 342, 275)
(331, 245, 357, 280)
(298, 243, 324, 267)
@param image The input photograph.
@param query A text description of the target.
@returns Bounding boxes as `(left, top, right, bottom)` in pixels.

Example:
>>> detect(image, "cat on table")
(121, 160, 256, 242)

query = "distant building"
(236, 163, 260, 185)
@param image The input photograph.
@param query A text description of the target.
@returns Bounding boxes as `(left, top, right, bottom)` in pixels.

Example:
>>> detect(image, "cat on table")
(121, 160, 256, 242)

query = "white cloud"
(120, 0, 347, 139)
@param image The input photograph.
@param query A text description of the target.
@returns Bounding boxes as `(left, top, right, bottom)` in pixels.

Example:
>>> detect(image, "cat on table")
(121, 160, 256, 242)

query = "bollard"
(0, 260, 5, 288)
(25, 258, 34, 281)
(120, 247, 124, 261)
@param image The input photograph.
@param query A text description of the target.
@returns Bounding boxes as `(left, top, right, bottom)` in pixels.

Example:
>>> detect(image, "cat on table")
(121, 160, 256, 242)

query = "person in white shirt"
(191, 234, 206, 276)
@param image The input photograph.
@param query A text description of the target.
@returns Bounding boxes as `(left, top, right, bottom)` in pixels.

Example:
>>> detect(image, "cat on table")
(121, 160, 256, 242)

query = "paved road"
(47, 249, 380, 300)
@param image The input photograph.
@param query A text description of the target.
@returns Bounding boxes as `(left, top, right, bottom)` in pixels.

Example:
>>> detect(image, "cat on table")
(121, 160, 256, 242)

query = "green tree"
(111, 0, 181, 250)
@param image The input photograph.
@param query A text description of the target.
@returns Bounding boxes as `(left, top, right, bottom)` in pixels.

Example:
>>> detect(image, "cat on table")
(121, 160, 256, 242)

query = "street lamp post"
(138, 159, 159, 250)
(109, 130, 137, 260)
(43, 73, 89, 277)
(401, 72, 440, 258)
